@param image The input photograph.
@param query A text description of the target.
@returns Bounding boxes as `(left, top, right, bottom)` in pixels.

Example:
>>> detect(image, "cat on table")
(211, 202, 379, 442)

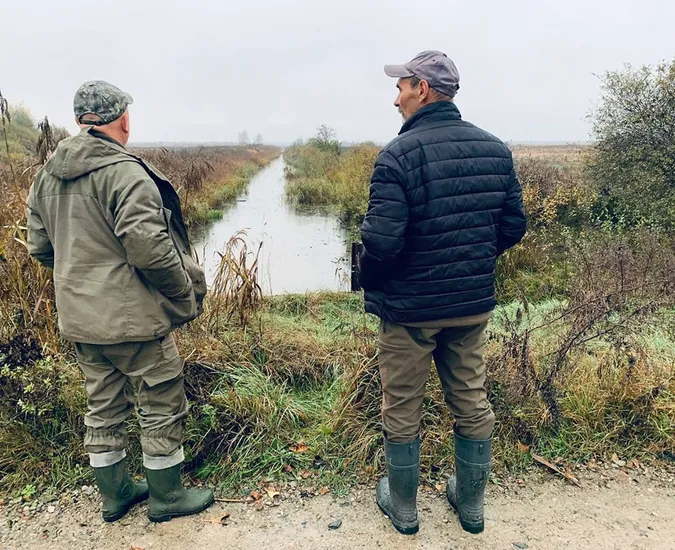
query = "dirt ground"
(2, 466, 675, 550)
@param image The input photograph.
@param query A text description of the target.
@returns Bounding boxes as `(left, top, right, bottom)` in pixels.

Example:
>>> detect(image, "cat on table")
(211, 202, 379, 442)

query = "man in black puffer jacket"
(361, 51, 526, 536)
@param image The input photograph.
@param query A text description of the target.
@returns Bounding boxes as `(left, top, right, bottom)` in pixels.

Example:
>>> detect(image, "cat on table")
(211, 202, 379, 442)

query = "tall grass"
(284, 143, 379, 224)
(1, 96, 674, 497)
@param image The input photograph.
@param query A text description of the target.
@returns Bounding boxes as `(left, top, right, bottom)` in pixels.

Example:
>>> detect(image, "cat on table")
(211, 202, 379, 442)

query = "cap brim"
(124, 92, 134, 105)
(384, 64, 414, 78)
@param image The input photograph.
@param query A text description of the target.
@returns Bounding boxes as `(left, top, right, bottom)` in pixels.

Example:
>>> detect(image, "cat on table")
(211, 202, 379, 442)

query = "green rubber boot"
(447, 432, 492, 534)
(375, 437, 420, 535)
(93, 458, 149, 523)
(146, 464, 214, 523)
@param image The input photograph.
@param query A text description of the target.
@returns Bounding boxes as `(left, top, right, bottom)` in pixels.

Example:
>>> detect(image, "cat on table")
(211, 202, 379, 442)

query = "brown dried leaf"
(204, 512, 230, 525)
(517, 442, 530, 453)
(319, 486, 330, 496)
(266, 487, 280, 499)
(289, 442, 310, 453)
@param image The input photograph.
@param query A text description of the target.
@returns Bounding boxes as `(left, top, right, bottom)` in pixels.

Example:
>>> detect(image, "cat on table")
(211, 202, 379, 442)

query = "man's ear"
(418, 79, 431, 101)
(121, 111, 130, 133)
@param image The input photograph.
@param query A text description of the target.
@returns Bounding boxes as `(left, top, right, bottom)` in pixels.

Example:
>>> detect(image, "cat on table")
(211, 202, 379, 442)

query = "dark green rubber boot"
(376, 437, 420, 535)
(93, 458, 149, 523)
(447, 432, 492, 534)
(146, 464, 214, 523)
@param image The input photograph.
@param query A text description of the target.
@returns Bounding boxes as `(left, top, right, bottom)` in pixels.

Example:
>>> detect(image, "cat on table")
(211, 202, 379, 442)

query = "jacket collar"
(399, 101, 462, 135)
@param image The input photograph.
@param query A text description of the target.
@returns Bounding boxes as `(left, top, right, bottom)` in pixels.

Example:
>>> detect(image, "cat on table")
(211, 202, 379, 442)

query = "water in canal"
(194, 156, 351, 295)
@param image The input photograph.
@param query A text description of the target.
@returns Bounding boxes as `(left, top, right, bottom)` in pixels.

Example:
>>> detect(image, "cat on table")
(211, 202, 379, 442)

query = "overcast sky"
(1, 0, 673, 144)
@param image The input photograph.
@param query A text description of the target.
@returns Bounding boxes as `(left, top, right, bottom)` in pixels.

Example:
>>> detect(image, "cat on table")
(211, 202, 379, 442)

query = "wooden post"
(351, 242, 364, 292)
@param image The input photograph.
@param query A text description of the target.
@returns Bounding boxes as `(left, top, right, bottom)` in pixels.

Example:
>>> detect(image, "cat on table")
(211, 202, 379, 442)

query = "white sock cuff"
(89, 449, 126, 468)
(143, 446, 184, 470)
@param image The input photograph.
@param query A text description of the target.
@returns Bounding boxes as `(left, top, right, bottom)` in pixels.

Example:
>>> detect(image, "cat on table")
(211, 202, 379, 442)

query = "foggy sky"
(2, 0, 674, 144)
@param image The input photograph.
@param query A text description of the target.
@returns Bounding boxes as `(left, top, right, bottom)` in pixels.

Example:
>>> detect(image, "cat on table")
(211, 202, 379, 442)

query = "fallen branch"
(532, 454, 581, 487)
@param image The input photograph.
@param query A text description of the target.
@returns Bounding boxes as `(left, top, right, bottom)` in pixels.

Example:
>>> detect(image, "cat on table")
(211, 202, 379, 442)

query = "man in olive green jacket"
(26, 81, 213, 523)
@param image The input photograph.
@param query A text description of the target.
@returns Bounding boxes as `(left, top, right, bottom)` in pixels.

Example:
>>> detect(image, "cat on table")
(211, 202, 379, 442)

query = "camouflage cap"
(73, 80, 133, 126)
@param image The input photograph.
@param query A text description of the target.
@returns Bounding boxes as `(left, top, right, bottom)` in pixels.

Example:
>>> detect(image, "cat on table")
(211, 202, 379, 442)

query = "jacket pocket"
(157, 290, 198, 328)
(54, 270, 129, 342)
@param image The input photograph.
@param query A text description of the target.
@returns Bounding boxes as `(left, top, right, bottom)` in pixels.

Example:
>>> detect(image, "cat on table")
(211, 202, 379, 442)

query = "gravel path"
(2, 464, 674, 549)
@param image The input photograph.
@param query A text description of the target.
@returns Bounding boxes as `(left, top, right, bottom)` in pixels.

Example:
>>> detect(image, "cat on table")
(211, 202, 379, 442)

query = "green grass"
(1, 293, 674, 495)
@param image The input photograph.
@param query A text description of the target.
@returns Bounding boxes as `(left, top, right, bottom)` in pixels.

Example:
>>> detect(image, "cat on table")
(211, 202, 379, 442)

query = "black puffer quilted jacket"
(360, 101, 526, 323)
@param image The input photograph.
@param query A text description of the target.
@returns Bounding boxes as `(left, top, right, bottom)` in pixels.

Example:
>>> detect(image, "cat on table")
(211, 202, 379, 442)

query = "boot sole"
(459, 519, 484, 534)
(376, 499, 419, 535)
(446, 490, 484, 534)
(102, 492, 150, 523)
(148, 494, 215, 523)
(103, 506, 133, 523)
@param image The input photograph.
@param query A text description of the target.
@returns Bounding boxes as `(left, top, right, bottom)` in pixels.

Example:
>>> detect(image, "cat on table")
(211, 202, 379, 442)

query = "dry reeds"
(208, 230, 263, 329)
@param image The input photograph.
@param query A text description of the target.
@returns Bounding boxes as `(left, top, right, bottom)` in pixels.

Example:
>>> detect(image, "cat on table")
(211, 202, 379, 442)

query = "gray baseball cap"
(73, 80, 133, 126)
(384, 50, 460, 97)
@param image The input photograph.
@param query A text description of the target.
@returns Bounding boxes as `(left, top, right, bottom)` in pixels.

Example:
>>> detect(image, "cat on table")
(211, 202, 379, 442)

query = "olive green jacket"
(27, 128, 206, 344)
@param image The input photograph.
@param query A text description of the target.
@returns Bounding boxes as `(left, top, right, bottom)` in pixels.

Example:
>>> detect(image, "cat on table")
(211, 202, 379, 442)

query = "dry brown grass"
(138, 146, 280, 228)
(512, 144, 589, 167)
(207, 230, 263, 329)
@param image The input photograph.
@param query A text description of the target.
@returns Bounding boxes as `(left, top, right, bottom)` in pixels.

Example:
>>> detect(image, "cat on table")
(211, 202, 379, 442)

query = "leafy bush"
(284, 138, 378, 225)
(587, 60, 675, 230)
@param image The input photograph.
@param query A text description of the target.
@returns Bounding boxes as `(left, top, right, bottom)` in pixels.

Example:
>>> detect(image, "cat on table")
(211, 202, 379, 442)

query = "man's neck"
(89, 128, 126, 149)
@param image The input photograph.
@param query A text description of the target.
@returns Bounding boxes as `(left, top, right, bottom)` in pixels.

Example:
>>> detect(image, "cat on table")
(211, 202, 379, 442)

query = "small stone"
(513, 543, 529, 549)
(47, 505, 56, 514)
(328, 519, 343, 530)
(81, 485, 95, 496)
